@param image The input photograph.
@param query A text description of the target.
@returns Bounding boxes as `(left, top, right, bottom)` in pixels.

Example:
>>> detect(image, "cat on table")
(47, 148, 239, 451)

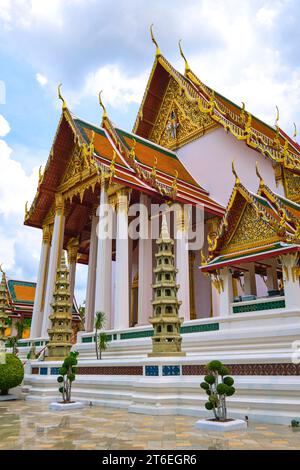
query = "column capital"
(280, 252, 300, 282)
(55, 193, 64, 216)
(42, 225, 51, 244)
(67, 237, 80, 265)
(115, 188, 132, 213)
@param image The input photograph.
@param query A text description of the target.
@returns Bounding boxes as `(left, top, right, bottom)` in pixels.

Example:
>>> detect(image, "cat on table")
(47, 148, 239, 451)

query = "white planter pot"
(49, 401, 85, 411)
(195, 418, 247, 432)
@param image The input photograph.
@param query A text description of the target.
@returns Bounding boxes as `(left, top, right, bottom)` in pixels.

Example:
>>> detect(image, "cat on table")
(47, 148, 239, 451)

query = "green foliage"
(226, 386, 235, 397)
(95, 311, 106, 330)
(206, 360, 222, 373)
(291, 420, 300, 428)
(223, 376, 234, 386)
(204, 375, 215, 385)
(200, 360, 236, 421)
(57, 351, 79, 403)
(205, 402, 213, 411)
(200, 382, 209, 390)
(219, 366, 230, 376)
(0, 353, 24, 395)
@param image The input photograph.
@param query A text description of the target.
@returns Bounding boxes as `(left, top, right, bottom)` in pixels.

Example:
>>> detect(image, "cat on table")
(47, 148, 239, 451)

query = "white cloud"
(36, 72, 48, 87)
(0, 117, 42, 277)
(0, 114, 10, 136)
(78, 64, 148, 109)
(256, 5, 280, 27)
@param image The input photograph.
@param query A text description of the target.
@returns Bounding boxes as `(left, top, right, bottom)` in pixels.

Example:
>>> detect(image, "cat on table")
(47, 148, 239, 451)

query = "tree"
(6, 336, 18, 356)
(94, 311, 106, 360)
(57, 351, 79, 403)
(0, 353, 24, 395)
(200, 360, 236, 422)
(78, 302, 86, 331)
(98, 332, 110, 360)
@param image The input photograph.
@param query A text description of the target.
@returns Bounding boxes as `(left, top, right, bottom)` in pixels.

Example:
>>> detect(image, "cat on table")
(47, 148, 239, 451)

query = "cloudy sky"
(0, 0, 300, 305)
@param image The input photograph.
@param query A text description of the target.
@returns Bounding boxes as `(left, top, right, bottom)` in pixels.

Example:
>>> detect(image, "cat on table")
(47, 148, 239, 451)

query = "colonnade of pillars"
(30, 185, 192, 339)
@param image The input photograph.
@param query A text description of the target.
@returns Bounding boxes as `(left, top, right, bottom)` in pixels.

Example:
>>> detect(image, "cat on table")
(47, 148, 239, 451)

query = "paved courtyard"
(0, 400, 299, 450)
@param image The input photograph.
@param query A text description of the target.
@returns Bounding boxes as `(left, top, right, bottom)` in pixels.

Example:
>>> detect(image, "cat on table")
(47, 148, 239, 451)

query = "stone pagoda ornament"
(0, 268, 9, 354)
(149, 214, 185, 357)
(47, 253, 73, 360)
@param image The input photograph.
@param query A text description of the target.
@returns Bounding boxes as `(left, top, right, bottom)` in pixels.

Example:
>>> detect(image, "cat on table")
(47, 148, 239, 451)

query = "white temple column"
(175, 205, 190, 322)
(244, 263, 257, 296)
(138, 193, 152, 325)
(67, 237, 79, 306)
(280, 253, 300, 310)
(218, 268, 233, 317)
(41, 194, 65, 337)
(85, 212, 98, 332)
(114, 188, 130, 330)
(95, 181, 112, 329)
(30, 225, 51, 338)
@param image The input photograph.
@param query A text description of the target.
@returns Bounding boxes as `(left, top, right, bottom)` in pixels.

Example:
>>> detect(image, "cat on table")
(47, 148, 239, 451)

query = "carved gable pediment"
(222, 203, 279, 254)
(283, 168, 300, 204)
(150, 77, 217, 150)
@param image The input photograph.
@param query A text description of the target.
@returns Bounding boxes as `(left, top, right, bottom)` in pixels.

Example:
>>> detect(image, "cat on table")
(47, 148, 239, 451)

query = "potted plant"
(94, 311, 106, 360)
(49, 351, 84, 411)
(0, 353, 24, 400)
(98, 332, 110, 360)
(196, 360, 247, 431)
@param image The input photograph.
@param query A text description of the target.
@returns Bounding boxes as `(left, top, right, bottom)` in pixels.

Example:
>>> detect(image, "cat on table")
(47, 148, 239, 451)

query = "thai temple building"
(19, 31, 300, 424)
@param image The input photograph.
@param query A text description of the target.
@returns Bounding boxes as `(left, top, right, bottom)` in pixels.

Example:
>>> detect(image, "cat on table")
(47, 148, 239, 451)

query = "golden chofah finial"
(241, 101, 246, 120)
(99, 90, 107, 120)
(256, 161, 265, 187)
(232, 160, 240, 184)
(25, 201, 29, 218)
(150, 24, 161, 57)
(38, 165, 43, 184)
(275, 105, 280, 128)
(0, 264, 5, 276)
(178, 39, 190, 74)
(293, 122, 297, 141)
(58, 83, 67, 110)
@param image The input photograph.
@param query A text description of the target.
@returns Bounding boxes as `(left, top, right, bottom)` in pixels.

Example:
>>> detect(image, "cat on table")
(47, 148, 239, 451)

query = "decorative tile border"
(76, 366, 143, 375)
(182, 363, 300, 376)
(162, 365, 180, 376)
(145, 365, 159, 376)
(232, 299, 285, 314)
(31, 362, 300, 377)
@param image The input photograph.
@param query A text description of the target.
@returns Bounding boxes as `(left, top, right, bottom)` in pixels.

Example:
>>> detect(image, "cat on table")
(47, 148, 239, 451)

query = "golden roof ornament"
(240, 101, 246, 122)
(58, 83, 67, 110)
(232, 160, 240, 185)
(129, 138, 136, 161)
(150, 24, 161, 57)
(178, 39, 191, 75)
(108, 151, 116, 184)
(99, 90, 107, 123)
(275, 105, 280, 128)
(25, 201, 29, 219)
(151, 156, 158, 179)
(293, 122, 297, 141)
(171, 170, 178, 196)
(256, 161, 265, 187)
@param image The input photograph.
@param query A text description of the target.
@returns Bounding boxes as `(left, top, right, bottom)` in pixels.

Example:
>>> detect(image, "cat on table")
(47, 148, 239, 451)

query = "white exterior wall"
(177, 127, 283, 206)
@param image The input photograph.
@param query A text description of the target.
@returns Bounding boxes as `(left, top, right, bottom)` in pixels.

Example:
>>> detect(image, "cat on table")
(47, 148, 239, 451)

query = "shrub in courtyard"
(57, 351, 79, 403)
(200, 360, 235, 421)
(0, 353, 24, 395)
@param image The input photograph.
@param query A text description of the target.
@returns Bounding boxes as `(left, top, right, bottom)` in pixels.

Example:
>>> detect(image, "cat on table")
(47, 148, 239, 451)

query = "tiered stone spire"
(149, 214, 185, 357)
(0, 269, 9, 352)
(47, 253, 73, 360)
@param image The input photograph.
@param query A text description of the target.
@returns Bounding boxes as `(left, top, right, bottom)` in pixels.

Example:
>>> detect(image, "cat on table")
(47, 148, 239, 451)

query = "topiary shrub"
(0, 353, 24, 395)
(200, 360, 236, 421)
(57, 351, 79, 403)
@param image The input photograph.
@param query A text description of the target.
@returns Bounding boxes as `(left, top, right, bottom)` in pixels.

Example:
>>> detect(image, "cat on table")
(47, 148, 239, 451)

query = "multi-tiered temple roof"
(201, 164, 300, 273)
